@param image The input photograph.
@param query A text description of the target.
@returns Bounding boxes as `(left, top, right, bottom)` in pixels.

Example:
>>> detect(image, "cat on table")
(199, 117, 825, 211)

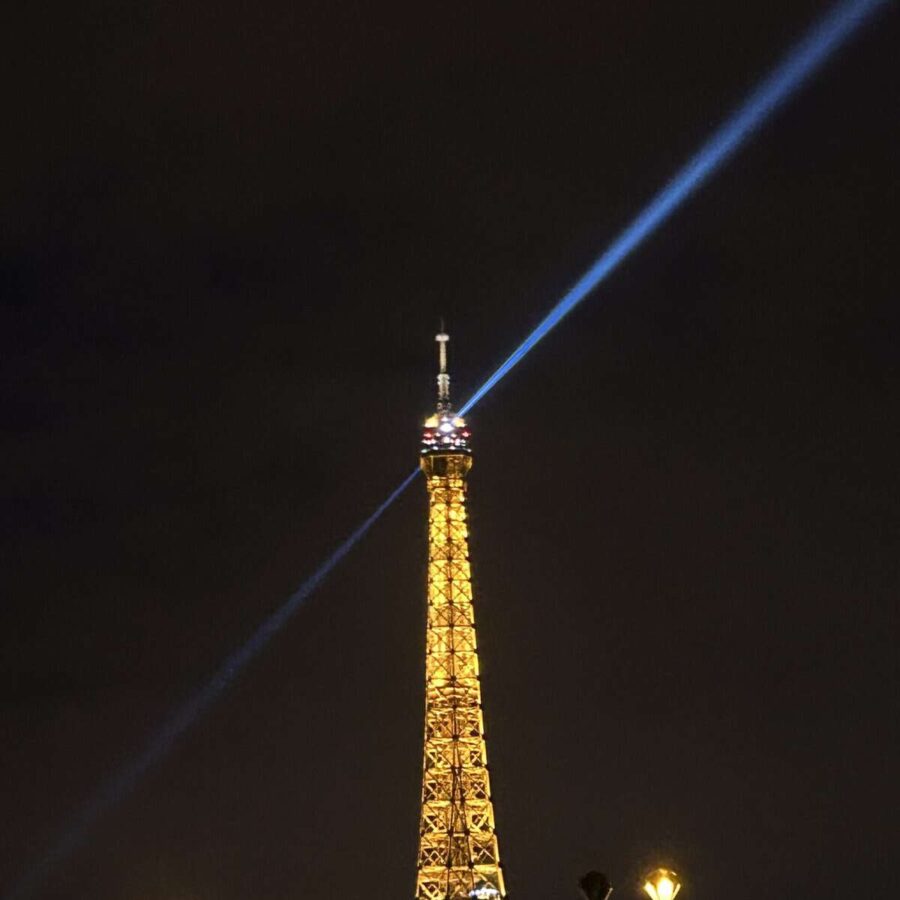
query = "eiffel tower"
(414, 332, 506, 900)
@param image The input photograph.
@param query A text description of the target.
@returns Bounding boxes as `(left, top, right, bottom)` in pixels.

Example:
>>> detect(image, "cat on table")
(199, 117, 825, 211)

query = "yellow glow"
(642, 869, 681, 900)
(415, 451, 505, 900)
(424, 415, 439, 427)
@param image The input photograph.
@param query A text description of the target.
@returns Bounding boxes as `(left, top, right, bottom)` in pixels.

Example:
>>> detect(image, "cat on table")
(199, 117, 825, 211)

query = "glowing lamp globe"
(642, 868, 681, 900)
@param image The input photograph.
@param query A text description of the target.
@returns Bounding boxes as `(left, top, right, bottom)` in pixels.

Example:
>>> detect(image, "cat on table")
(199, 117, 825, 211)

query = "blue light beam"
(459, 0, 888, 416)
(4, 469, 419, 900)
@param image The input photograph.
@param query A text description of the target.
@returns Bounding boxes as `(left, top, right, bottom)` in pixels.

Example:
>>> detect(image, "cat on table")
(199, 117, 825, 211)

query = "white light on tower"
(469, 882, 501, 900)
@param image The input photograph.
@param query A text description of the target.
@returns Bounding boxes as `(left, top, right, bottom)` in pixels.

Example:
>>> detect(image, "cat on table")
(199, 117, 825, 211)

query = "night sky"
(2, 2, 898, 898)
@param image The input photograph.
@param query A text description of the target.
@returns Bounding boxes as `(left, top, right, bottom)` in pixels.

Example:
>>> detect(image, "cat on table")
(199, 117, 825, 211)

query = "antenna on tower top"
(435, 327, 450, 410)
(421, 325, 471, 458)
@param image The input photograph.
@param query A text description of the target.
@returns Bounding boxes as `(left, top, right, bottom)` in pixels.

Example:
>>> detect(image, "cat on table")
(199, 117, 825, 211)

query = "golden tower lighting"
(642, 868, 682, 900)
(414, 332, 506, 900)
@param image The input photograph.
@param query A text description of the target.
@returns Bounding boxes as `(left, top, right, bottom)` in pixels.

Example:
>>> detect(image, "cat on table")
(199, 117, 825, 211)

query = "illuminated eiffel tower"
(415, 332, 506, 900)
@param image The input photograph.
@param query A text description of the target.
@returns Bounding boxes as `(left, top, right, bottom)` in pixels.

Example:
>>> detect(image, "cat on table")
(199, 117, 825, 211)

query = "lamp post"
(641, 868, 682, 900)
(580, 864, 682, 900)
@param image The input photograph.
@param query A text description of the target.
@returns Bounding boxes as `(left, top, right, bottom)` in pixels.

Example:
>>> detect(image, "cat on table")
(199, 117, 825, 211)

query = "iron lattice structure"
(415, 333, 506, 900)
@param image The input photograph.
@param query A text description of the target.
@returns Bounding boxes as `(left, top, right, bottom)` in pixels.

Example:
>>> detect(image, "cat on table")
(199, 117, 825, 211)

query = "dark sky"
(2, 1, 898, 898)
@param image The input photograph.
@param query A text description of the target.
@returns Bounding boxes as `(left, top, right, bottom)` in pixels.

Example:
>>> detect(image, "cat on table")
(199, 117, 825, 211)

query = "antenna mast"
(436, 330, 450, 411)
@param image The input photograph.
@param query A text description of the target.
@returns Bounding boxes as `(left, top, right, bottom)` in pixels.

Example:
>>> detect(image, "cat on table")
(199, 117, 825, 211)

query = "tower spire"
(421, 330, 471, 459)
(436, 329, 450, 412)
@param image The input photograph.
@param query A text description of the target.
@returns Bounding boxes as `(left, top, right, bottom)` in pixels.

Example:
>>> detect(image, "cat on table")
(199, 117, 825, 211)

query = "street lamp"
(642, 868, 681, 900)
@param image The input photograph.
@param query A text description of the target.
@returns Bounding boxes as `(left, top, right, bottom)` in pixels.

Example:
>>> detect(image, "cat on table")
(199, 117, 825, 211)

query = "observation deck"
(420, 413, 472, 457)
